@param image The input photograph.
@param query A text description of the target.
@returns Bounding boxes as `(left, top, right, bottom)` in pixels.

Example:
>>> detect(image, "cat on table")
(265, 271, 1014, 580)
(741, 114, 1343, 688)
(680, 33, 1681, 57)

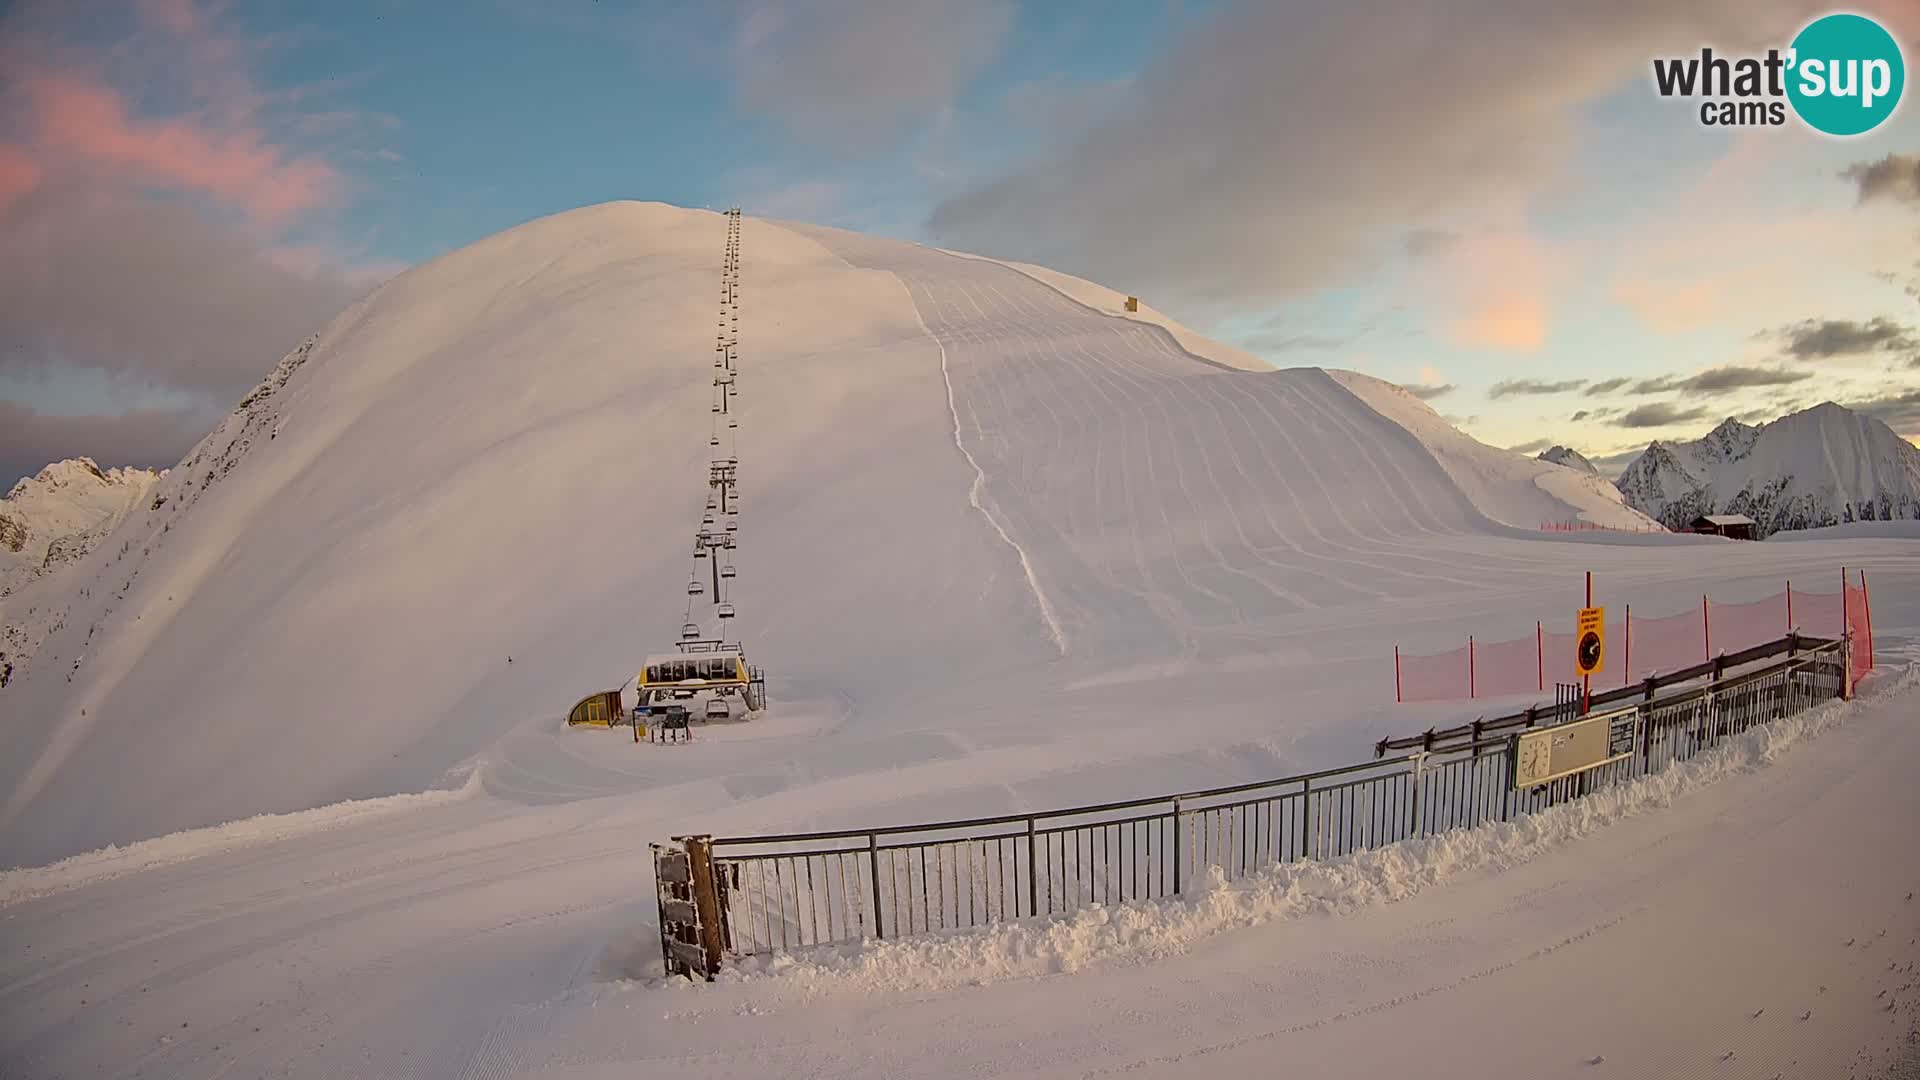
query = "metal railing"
(653, 635, 1851, 978)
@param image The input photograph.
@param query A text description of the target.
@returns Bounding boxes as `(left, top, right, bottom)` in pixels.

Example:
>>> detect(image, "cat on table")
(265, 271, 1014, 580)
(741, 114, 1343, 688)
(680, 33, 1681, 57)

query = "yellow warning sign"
(1575, 606, 1605, 676)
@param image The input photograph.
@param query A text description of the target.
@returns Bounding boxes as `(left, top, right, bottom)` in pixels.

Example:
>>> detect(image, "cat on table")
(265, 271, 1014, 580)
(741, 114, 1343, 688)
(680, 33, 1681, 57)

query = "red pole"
(1469, 636, 1476, 699)
(1841, 566, 1848, 645)
(1702, 593, 1711, 661)
(1395, 645, 1402, 703)
(1862, 571, 1875, 671)
(1536, 620, 1544, 691)
(1624, 603, 1631, 686)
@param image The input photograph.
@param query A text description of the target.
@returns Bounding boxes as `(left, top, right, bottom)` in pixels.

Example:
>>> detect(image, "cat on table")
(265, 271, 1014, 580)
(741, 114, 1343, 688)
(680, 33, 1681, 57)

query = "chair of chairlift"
(688, 579, 704, 596)
(725, 517, 739, 532)
(681, 622, 700, 640)
(716, 603, 735, 620)
(720, 564, 737, 579)
(709, 436, 720, 447)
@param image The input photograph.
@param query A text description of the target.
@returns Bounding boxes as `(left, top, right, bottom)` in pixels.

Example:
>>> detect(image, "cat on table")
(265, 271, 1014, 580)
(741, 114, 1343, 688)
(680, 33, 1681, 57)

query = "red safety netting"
(1396, 642, 1471, 703)
(1847, 580, 1873, 681)
(1706, 594, 1791, 657)
(1394, 573, 1876, 704)
(1790, 588, 1846, 640)
(1625, 607, 1706, 681)
(1474, 634, 1543, 698)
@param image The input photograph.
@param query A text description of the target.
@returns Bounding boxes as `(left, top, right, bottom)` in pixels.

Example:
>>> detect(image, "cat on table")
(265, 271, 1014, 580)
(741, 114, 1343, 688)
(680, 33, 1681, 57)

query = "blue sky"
(2, 0, 1917, 486)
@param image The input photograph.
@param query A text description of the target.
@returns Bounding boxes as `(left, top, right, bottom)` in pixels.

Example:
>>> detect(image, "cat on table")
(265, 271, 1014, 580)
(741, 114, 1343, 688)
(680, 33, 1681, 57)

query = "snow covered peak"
(1616, 402, 1920, 534)
(1694, 417, 1759, 463)
(1537, 446, 1598, 474)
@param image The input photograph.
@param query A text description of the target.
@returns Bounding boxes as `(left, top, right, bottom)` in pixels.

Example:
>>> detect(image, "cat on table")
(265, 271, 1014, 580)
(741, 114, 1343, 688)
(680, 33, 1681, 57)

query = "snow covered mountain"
(1538, 445, 1598, 474)
(1, 460, 162, 687)
(0, 459, 162, 588)
(1615, 405, 1920, 537)
(0, 203, 1786, 865)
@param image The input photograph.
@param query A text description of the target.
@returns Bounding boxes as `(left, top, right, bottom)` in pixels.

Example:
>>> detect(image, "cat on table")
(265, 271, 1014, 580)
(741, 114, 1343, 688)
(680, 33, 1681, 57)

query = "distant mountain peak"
(1616, 402, 1920, 535)
(1537, 445, 1598, 474)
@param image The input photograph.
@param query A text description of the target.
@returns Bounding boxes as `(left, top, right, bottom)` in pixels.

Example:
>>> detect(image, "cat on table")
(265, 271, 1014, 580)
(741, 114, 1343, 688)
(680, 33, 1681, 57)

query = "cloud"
(1442, 414, 1481, 426)
(18, 71, 340, 225)
(1617, 402, 1712, 429)
(1401, 228, 1461, 258)
(1588, 446, 1649, 472)
(1776, 317, 1919, 360)
(1585, 377, 1631, 396)
(1489, 377, 1586, 398)
(926, 0, 1820, 316)
(0, 399, 214, 488)
(1844, 387, 1920, 435)
(0, 0, 391, 475)
(1626, 365, 1814, 395)
(1403, 382, 1455, 400)
(0, 188, 362, 398)
(735, 0, 1014, 148)
(1507, 437, 1553, 454)
(1843, 153, 1920, 207)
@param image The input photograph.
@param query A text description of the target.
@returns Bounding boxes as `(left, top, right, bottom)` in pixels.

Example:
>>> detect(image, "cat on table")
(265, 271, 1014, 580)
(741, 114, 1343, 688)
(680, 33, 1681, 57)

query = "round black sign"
(1578, 630, 1602, 672)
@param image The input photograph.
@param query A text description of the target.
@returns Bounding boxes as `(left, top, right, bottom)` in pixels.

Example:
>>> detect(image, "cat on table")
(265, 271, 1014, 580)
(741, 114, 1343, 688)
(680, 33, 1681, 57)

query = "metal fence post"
(1408, 751, 1425, 838)
(1026, 817, 1038, 916)
(1302, 778, 1314, 860)
(1171, 797, 1183, 894)
(868, 832, 884, 940)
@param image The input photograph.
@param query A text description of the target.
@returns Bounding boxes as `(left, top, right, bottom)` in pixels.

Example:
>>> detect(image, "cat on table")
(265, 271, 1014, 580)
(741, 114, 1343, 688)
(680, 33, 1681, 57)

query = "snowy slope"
(1538, 445, 1598, 474)
(1617, 405, 1920, 536)
(1326, 371, 1660, 531)
(947, 250, 1277, 373)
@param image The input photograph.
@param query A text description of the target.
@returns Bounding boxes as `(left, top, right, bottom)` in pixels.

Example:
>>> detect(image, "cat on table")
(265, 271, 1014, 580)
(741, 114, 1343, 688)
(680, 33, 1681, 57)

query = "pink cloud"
(1411, 217, 1563, 354)
(0, 144, 43, 213)
(25, 71, 341, 224)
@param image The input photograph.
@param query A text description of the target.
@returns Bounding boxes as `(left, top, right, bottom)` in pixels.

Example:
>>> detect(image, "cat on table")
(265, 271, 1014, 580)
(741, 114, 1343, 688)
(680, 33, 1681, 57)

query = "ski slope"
(0, 201, 1916, 1078)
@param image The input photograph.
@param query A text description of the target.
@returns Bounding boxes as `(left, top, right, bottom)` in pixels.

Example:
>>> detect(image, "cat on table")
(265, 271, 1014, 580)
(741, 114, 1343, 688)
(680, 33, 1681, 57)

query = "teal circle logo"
(1787, 13, 1905, 136)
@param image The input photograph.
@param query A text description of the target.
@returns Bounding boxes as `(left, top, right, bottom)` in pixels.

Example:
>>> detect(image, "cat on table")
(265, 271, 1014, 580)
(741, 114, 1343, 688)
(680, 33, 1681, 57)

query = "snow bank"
(0, 764, 481, 906)
(715, 667, 1915, 995)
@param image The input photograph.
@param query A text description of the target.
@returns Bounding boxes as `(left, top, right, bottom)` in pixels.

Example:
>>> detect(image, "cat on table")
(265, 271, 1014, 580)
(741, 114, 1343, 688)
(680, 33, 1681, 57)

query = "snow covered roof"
(1693, 513, 1757, 526)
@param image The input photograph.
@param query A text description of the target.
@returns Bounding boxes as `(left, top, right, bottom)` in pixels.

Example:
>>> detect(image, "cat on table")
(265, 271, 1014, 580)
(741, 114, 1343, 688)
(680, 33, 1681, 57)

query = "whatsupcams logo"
(1651, 11, 1905, 135)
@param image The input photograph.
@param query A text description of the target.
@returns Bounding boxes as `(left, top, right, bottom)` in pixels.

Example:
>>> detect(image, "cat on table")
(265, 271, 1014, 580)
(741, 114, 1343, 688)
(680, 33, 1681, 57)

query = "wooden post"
(684, 835, 724, 980)
(1786, 580, 1793, 632)
(1394, 645, 1402, 703)
(1469, 636, 1476, 699)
